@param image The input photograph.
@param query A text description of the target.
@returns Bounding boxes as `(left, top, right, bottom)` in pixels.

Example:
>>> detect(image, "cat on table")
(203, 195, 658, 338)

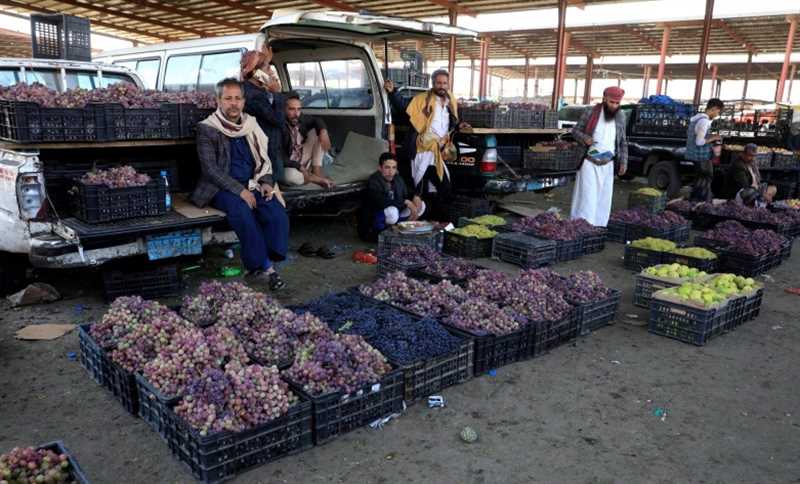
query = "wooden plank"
(461, 128, 568, 134)
(0, 140, 195, 150)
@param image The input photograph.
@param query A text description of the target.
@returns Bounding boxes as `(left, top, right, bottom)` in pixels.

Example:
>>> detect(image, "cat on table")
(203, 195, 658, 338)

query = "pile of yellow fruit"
(660, 282, 729, 308)
(634, 187, 663, 197)
(468, 215, 507, 226)
(669, 247, 717, 260)
(630, 238, 677, 251)
(704, 273, 759, 296)
(783, 199, 800, 209)
(452, 224, 497, 239)
(643, 263, 707, 281)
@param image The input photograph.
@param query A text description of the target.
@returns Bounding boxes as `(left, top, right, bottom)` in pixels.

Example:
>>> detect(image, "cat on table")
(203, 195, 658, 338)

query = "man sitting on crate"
(569, 86, 628, 227)
(384, 69, 470, 218)
(280, 92, 335, 189)
(193, 77, 288, 291)
(358, 152, 426, 241)
(723, 143, 777, 204)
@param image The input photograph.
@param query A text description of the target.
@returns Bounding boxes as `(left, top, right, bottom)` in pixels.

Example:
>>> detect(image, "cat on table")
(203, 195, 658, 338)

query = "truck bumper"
(28, 227, 238, 269)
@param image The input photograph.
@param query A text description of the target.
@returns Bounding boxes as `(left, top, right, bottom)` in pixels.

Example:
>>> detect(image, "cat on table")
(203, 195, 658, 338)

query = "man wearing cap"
(384, 69, 470, 216)
(723, 143, 777, 203)
(569, 86, 628, 227)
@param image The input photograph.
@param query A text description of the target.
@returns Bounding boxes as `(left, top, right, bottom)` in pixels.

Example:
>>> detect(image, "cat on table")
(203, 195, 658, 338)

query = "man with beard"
(281, 92, 335, 188)
(384, 69, 469, 216)
(193, 78, 288, 291)
(569, 86, 628, 227)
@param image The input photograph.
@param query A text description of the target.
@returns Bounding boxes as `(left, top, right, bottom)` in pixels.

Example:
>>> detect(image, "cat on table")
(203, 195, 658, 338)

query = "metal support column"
(523, 57, 530, 100)
(743, 52, 752, 99)
(656, 27, 671, 95)
(447, 9, 458, 92)
(664, 77, 669, 95)
(693, 0, 715, 106)
(787, 64, 797, 102)
(470, 58, 475, 98)
(478, 38, 489, 98)
(534, 66, 540, 97)
(642, 65, 651, 98)
(573, 78, 578, 104)
(551, 0, 568, 110)
(583, 56, 593, 104)
(776, 17, 798, 102)
(557, 32, 572, 102)
(709, 64, 718, 99)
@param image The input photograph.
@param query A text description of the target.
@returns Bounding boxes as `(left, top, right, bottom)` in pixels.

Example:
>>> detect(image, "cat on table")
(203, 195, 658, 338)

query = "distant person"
(686, 98, 724, 202)
(281, 92, 335, 188)
(723, 143, 777, 202)
(193, 78, 288, 291)
(241, 48, 287, 184)
(569, 86, 628, 227)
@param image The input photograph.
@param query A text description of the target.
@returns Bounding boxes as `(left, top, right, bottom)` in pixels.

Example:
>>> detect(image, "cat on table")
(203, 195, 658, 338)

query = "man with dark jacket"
(193, 77, 288, 291)
(241, 49, 287, 184)
(569, 86, 628, 227)
(281, 92, 334, 188)
(723, 143, 777, 202)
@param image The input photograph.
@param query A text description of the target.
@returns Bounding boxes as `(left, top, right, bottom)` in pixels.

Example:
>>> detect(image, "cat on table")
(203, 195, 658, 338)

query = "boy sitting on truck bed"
(281, 92, 336, 189)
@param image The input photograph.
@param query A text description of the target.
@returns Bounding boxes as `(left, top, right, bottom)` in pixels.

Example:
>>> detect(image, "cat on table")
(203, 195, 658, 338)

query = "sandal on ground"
(298, 242, 317, 257)
(269, 272, 286, 291)
(316, 245, 336, 259)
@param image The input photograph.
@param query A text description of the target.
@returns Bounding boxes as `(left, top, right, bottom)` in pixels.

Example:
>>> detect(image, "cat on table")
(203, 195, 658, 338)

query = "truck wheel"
(647, 160, 681, 198)
(0, 252, 27, 296)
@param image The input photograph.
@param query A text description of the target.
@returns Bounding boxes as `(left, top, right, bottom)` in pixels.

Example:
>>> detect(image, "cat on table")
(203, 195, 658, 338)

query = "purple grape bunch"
(702, 220, 788, 256)
(0, 446, 73, 483)
(445, 297, 523, 335)
(610, 208, 687, 229)
(80, 165, 151, 188)
(0, 82, 217, 109)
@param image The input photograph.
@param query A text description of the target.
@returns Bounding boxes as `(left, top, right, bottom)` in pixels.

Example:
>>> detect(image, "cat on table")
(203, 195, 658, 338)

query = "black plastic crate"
(31, 14, 91, 62)
(497, 145, 523, 164)
(581, 230, 607, 254)
(781, 237, 793, 260)
(94, 103, 181, 140)
(533, 312, 578, 355)
(439, 322, 536, 374)
(628, 192, 667, 213)
(695, 237, 779, 276)
(515, 109, 545, 128)
(554, 238, 584, 262)
(491, 232, 556, 268)
(742, 288, 764, 323)
(78, 323, 113, 389)
(109, 360, 140, 416)
(443, 230, 494, 259)
(605, 221, 627, 243)
(0, 100, 42, 142)
(377, 257, 427, 277)
(670, 224, 691, 243)
(523, 146, 579, 171)
(136, 374, 181, 440)
(632, 274, 681, 309)
(393, 338, 473, 402)
(103, 263, 181, 301)
(40, 107, 88, 141)
(626, 224, 673, 243)
(753, 151, 774, 169)
(38, 441, 90, 484)
(624, 245, 665, 271)
(460, 107, 515, 128)
(573, 290, 621, 335)
(723, 295, 747, 331)
(660, 252, 719, 272)
(772, 151, 800, 169)
(631, 104, 696, 138)
(377, 229, 443, 259)
(648, 297, 729, 346)
(165, 400, 313, 484)
(543, 111, 559, 129)
(444, 195, 493, 222)
(72, 177, 168, 224)
(287, 370, 404, 445)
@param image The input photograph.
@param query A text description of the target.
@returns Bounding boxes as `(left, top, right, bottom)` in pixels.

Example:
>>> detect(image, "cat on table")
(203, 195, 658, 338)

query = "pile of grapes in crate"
(72, 165, 169, 223)
(693, 200, 800, 236)
(695, 220, 792, 276)
(0, 83, 216, 143)
(0, 442, 89, 484)
(511, 212, 606, 261)
(607, 208, 690, 243)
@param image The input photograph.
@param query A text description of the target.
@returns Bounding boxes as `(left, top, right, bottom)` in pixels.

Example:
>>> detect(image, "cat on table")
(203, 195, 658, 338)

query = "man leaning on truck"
(193, 77, 289, 291)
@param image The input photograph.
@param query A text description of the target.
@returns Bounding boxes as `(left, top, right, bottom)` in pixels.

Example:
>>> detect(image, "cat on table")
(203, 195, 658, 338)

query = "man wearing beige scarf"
(193, 78, 289, 290)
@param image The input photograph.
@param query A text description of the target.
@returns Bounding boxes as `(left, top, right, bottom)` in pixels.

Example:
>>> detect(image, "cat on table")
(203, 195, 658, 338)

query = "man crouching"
(192, 77, 288, 291)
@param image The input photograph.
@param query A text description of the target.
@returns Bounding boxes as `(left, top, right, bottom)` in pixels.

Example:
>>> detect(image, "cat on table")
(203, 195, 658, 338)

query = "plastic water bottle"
(161, 170, 172, 210)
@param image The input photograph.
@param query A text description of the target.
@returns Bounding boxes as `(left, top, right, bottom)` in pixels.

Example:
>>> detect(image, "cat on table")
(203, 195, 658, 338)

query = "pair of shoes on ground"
(298, 242, 336, 259)
(246, 270, 286, 291)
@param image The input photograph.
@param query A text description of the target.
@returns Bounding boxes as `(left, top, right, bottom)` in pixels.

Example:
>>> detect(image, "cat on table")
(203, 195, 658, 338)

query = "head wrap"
(603, 86, 625, 102)
(240, 50, 266, 79)
(744, 143, 758, 155)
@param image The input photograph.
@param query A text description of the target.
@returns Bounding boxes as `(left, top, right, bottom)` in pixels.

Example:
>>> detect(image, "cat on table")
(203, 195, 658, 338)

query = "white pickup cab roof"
(261, 10, 478, 42)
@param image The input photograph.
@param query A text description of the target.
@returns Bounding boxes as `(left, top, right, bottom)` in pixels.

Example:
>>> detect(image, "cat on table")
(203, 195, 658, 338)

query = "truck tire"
(0, 252, 27, 296)
(648, 160, 681, 198)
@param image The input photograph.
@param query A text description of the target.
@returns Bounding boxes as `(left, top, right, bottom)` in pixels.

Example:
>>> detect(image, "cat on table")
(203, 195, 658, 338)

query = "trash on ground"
(652, 407, 668, 421)
(15, 324, 76, 341)
(428, 396, 446, 408)
(7, 283, 61, 307)
(460, 426, 478, 443)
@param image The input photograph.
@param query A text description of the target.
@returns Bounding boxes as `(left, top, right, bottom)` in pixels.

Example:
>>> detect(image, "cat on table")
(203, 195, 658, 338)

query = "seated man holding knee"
(281, 92, 335, 188)
(193, 77, 288, 291)
(367, 152, 425, 231)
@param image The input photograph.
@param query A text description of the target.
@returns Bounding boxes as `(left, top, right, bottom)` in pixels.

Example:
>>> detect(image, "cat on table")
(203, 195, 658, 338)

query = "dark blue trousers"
(212, 190, 289, 272)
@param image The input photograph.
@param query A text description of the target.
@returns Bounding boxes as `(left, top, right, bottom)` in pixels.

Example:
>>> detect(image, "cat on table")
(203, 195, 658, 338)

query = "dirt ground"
(1, 179, 799, 484)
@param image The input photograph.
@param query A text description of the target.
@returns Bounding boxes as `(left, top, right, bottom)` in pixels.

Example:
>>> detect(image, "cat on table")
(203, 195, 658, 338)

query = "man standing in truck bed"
(569, 86, 628, 227)
(685, 98, 724, 202)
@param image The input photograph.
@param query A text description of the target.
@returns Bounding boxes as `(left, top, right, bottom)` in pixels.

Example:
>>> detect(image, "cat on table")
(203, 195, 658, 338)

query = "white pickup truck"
(0, 12, 484, 294)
